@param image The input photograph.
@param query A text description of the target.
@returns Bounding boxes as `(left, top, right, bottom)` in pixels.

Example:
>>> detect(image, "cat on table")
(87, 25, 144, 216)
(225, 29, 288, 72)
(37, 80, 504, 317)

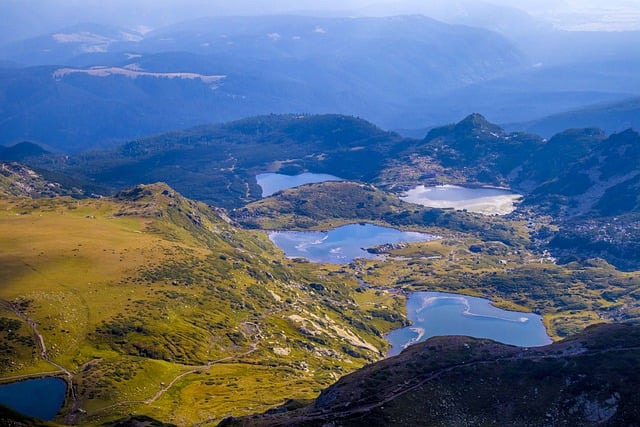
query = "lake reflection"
(401, 185, 521, 215)
(256, 172, 343, 197)
(386, 291, 551, 356)
(269, 223, 436, 264)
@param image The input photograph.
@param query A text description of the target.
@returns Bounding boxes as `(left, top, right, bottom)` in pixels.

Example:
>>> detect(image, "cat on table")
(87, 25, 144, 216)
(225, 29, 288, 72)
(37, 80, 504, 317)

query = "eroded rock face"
(568, 392, 621, 423)
(0, 161, 84, 198)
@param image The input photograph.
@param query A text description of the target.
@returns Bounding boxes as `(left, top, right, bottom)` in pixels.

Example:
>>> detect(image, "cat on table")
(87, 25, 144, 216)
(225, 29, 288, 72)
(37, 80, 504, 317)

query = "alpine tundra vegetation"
(1, 1, 640, 426)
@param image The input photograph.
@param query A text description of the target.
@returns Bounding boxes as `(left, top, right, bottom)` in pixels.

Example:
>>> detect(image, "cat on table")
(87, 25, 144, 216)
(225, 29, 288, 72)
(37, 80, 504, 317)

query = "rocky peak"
(114, 182, 176, 202)
(453, 113, 505, 137)
(0, 142, 49, 162)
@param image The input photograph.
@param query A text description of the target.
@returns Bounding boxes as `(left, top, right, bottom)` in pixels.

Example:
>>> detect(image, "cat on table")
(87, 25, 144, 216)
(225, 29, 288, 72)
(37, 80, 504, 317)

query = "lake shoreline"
(400, 185, 522, 215)
(269, 223, 438, 264)
(386, 291, 551, 357)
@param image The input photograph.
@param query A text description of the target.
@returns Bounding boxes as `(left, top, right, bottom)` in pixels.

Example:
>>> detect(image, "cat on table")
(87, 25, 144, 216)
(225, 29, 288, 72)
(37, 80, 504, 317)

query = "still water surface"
(401, 185, 521, 215)
(269, 223, 436, 264)
(256, 172, 343, 197)
(0, 377, 66, 420)
(386, 291, 551, 356)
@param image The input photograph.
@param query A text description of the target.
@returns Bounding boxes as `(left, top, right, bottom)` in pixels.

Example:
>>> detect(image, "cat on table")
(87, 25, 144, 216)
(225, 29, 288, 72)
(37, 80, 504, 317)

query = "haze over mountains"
(0, 15, 522, 152)
(1, 1, 639, 151)
(2, 2, 640, 426)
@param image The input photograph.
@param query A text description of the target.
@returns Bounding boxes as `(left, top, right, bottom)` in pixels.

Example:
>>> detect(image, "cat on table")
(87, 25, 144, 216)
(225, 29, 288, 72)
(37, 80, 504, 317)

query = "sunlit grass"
(0, 191, 404, 425)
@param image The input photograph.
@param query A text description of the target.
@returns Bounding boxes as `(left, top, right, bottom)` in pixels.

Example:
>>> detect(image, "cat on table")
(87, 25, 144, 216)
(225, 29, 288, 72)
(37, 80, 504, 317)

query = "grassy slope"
(223, 323, 640, 426)
(235, 181, 640, 340)
(359, 248, 640, 339)
(0, 184, 406, 426)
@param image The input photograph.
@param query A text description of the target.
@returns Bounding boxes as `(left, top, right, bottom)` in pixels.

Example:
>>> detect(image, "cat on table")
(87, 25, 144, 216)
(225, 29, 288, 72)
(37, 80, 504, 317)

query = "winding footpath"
(87, 319, 265, 418)
(0, 298, 78, 422)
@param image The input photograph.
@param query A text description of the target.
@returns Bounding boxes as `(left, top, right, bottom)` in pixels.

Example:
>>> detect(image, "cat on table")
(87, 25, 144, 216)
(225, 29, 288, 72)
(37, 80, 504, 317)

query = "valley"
(1, 5, 640, 425)
(1, 111, 639, 425)
(0, 182, 407, 425)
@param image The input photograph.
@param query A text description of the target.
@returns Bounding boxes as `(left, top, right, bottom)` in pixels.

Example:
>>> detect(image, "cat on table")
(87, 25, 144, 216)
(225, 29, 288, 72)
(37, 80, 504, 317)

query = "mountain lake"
(400, 185, 522, 215)
(386, 291, 552, 357)
(268, 223, 437, 264)
(0, 376, 66, 420)
(256, 172, 343, 197)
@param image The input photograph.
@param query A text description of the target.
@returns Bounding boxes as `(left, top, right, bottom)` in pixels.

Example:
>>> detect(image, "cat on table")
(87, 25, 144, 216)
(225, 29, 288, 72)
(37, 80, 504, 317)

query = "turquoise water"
(256, 172, 343, 197)
(0, 377, 66, 420)
(269, 223, 436, 264)
(386, 291, 551, 356)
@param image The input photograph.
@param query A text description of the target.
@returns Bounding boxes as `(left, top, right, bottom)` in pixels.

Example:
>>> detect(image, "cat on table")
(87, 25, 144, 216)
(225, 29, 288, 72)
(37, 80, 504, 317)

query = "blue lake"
(0, 377, 66, 420)
(386, 291, 551, 356)
(269, 223, 437, 264)
(256, 172, 343, 197)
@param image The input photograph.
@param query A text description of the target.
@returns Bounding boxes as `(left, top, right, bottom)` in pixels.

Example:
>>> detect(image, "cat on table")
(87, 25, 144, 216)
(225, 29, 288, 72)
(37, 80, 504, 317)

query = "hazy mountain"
(525, 129, 640, 217)
(0, 0, 547, 45)
(0, 16, 526, 152)
(510, 96, 640, 137)
(402, 55, 640, 127)
(0, 23, 145, 66)
(2, 15, 639, 152)
(0, 141, 49, 161)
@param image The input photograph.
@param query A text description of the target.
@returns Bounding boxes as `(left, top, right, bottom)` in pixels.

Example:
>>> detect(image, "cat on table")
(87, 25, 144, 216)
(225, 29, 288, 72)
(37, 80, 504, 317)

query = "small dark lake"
(386, 291, 551, 356)
(0, 377, 66, 420)
(268, 223, 437, 264)
(256, 172, 343, 197)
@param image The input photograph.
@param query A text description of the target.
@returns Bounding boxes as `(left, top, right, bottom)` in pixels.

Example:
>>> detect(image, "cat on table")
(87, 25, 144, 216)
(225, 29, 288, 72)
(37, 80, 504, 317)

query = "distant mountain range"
(1, 15, 639, 152)
(0, 16, 522, 152)
(509, 96, 640, 137)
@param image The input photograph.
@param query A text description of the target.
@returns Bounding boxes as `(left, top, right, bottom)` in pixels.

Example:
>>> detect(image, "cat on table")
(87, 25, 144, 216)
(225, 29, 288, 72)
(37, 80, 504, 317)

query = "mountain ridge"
(221, 323, 640, 427)
(0, 178, 408, 424)
(0, 16, 524, 152)
(508, 96, 640, 137)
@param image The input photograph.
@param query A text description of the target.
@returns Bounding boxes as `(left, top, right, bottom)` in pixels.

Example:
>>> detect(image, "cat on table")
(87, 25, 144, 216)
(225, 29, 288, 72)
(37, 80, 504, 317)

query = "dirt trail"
(87, 318, 265, 417)
(0, 298, 78, 422)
